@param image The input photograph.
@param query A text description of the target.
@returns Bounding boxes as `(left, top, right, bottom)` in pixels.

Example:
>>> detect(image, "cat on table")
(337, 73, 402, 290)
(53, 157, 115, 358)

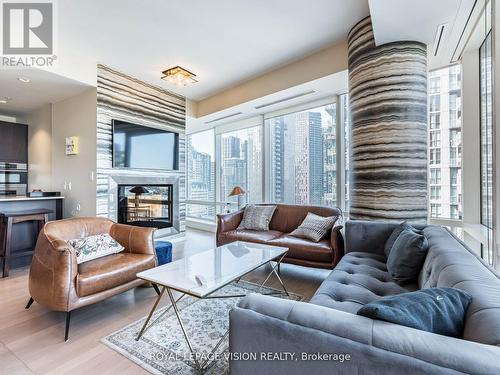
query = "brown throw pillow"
(290, 212, 338, 242)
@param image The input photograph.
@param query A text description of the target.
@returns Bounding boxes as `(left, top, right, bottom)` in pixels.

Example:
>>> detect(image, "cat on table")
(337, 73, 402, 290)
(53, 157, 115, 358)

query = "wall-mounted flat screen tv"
(112, 120, 179, 171)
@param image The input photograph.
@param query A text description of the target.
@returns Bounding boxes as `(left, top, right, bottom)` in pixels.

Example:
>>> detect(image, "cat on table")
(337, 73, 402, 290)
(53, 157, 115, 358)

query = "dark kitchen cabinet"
(0, 121, 28, 163)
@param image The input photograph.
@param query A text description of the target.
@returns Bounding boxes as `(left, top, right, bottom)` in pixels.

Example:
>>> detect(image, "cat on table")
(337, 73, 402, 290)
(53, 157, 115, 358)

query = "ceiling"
(188, 70, 349, 131)
(369, 0, 477, 69)
(0, 69, 91, 116)
(0, 0, 483, 118)
(57, 0, 369, 101)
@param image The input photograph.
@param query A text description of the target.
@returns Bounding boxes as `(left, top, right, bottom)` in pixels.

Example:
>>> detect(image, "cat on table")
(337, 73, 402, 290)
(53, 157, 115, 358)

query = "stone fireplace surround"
(107, 174, 180, 237)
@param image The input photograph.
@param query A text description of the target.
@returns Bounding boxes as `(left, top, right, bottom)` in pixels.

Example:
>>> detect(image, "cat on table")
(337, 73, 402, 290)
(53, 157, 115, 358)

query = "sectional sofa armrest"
(230, 294, 500, 375)
(109, 223, 156, 256)
(217, 208, 244, 235)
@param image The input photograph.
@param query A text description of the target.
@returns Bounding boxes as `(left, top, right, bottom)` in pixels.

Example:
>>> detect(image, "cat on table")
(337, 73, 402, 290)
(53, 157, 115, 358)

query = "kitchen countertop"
(0, 196, 64, 202)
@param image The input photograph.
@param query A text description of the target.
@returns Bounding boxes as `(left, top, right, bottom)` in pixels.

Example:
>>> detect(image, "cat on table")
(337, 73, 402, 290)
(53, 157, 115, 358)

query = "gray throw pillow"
(384, 221, 422, 258)
(238, 205, 277, 231)
(357, 287, 472, 337)
(290, 212, 338, 242)
(387, 229, 428, 285)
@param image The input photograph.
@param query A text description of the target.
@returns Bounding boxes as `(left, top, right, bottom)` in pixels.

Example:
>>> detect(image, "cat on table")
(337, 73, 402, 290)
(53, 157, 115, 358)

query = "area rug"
(101, 281, 302, 374)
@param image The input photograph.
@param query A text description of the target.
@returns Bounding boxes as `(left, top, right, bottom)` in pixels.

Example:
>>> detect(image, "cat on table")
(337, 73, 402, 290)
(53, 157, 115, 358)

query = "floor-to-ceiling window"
(266, 103, 337, 206)
(186, 129, 216, 220)
(186, 96, 350, 221)
(428, 64, 463, 220)
(219, 126, 263, 206)
(480, 31, 493, 229)
(480, 30, 494, 264)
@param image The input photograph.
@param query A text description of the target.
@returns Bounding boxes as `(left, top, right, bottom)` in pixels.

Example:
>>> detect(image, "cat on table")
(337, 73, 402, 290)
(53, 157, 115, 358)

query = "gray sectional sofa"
(229, 220, 500, 375)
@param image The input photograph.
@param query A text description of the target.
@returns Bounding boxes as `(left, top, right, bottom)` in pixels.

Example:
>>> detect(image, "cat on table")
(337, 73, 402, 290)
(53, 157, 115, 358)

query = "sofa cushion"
(310, 252, 416, 313)
(218, 229, 283, 245)
(419, 226, 500, 346)
(268, 235, 333, 263)
(383, 221, 421, 257)
(357, 287, 472, 337)
(238, 205, 277, 231)
(290, 212, 338, 242)
(268, 204, 342, 233)
(387, 229, 428, 285)
(76, 253, 155, 297)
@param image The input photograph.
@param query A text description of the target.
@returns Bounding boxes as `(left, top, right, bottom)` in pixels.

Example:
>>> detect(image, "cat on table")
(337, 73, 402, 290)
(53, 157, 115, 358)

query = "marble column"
(348, 17, 428, 222)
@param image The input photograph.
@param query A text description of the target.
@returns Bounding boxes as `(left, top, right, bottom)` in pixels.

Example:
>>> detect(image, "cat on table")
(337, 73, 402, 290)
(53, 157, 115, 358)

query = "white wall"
(461, 49, 481, 225)
(52, 88, 97, 217)
(18, 104, 53, 191)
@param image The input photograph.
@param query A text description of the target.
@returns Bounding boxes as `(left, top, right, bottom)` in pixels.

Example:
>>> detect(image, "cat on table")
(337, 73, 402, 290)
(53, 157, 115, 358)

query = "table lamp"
(129, 186, 149, 208)
(229, 186, 246, 209)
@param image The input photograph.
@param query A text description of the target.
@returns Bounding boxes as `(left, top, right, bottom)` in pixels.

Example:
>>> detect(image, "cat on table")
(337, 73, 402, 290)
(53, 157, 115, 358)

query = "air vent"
(205, 112, 243, 124)
(254, 90, 316, 110)
(433, 24, 447, 56)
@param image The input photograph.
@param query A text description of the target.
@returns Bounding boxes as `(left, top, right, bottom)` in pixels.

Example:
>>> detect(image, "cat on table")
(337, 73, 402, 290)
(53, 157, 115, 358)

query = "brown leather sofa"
(217, 204, 344, 269)
(26, 217, 158, 341)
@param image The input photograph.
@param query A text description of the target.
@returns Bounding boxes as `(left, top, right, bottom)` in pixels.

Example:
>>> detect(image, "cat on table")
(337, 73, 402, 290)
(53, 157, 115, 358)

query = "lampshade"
(229, 186, 246, 197)
(129, 186, 149, 195)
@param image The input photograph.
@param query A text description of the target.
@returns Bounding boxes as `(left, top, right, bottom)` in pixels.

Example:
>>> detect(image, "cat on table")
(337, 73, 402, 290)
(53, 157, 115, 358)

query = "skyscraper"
(323, 105, 337, 206)
(428, 65, 463, 219)
(270, 117, 285, 202)
(293, 112, 323, 204)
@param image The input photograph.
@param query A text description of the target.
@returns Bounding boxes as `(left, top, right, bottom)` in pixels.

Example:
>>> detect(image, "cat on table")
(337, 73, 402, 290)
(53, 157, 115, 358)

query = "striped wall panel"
(348, 17, 428, 223)
(96, 65, 186, 232)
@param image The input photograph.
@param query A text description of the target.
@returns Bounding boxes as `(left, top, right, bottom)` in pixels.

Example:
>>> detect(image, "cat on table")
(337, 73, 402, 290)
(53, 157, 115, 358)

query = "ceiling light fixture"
(161, 66, 197, 86)
(0, 97, 10, 104)
(18, 77, 31, 83)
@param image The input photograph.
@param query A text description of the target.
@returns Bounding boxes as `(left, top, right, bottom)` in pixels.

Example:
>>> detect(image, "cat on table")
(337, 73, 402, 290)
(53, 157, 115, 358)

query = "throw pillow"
(238, 205, 277, 231)
(384, 221, 422, 258)
(387, 229, 429, 285)
(69, 233, 125, 264)
(290, 212, 338, 242)
(357, 287, 473, 337)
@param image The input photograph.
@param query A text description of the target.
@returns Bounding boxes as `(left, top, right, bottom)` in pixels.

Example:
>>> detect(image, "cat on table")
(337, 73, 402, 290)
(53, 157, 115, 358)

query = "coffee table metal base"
(135, 254, 289, 373)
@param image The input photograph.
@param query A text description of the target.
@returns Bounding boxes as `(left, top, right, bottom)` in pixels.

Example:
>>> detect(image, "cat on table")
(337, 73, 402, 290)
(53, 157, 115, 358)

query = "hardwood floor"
(0, 229, 330, 374)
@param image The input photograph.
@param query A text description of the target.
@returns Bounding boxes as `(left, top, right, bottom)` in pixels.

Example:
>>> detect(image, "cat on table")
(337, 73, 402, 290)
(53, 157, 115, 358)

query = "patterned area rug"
(102, 281, 302, 374)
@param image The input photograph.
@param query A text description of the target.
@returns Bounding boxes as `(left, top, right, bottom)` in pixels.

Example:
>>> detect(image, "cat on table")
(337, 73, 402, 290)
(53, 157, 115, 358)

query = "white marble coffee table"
(135, 241, 289, 372)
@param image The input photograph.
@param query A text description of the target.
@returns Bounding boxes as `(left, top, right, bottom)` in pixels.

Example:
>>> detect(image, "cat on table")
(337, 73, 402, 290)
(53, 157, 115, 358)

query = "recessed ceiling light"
(161, 66, 197, 86)
(17, 77, 31, 83)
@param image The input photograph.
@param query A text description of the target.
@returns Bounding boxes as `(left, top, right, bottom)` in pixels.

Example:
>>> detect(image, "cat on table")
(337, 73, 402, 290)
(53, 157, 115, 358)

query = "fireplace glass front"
(117, 184, 173, 229)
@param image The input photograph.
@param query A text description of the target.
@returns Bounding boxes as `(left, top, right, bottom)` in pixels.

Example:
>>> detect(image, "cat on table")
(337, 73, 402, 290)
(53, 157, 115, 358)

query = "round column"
(348, 17, 428, 222)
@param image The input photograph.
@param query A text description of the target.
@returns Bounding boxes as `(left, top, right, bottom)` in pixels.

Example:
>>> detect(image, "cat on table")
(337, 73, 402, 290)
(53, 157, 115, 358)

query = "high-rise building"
(270, 117, 285, 203)
(246, 127, 262, 203)
(323, 105, 337, 206)
(187, 136, 214, 218)
(280, 111, 323, 205)
(222, 136, 241, 159)
(428, 65, 463, 219)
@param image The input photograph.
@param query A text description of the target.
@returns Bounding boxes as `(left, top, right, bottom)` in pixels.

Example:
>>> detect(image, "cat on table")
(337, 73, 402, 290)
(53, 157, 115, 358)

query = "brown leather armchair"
(26, 217, 158, 341)
(217, 204, 344, 269)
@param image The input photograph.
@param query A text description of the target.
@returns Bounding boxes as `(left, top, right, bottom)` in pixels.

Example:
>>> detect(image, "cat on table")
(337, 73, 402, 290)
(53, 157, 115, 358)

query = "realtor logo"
(3, 2, 53, 54)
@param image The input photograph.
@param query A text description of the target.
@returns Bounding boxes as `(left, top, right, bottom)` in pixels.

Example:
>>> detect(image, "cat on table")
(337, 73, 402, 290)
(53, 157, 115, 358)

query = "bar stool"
(0, 208, 53, 278)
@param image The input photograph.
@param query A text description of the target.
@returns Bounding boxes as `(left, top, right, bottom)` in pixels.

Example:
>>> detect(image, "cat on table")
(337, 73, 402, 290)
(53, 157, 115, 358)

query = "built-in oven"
(0, 162, 27, 196)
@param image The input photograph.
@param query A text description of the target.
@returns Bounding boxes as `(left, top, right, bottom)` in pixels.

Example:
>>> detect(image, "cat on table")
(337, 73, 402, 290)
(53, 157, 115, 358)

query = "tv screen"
(112, 120, 179, 170)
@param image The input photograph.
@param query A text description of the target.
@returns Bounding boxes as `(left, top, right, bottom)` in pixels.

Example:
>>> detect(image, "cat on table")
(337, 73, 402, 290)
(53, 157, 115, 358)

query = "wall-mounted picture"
(65, 136, 79, 155)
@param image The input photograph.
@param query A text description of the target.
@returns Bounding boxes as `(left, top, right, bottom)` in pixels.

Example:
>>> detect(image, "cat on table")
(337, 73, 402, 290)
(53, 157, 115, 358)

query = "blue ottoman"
(155, 241, 173, 266)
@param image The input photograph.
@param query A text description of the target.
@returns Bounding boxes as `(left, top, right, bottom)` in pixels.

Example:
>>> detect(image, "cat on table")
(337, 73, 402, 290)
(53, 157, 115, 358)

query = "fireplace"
(117, 184, 174, 229)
